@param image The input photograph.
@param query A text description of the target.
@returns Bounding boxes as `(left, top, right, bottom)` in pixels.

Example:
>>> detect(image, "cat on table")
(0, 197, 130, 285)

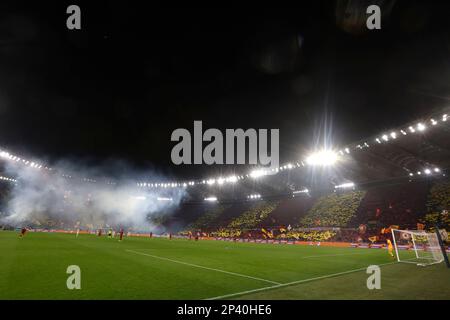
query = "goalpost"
(391, 229, 445, 266)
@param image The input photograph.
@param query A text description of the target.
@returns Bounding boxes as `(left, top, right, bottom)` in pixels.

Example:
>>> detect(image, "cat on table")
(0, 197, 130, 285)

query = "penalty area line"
(126, 249, 281, 285)
(205, 260, 402, 300)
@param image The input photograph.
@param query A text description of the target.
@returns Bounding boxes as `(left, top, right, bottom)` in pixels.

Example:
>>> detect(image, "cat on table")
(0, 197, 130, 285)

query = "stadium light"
(247, 194, 261, 200)
(434, 167, 441, 173)
(306, 150, 338, 166)
(334, 182, 355, 189)
(157, 197, 173, 201)
(293, 188, 309, 195)
(424, 169, 431, 175)
(0, 176, 16, 183)
(417, 123, 426, 132)
(204, 196, 218, 202)
(250, 169, 267, 178)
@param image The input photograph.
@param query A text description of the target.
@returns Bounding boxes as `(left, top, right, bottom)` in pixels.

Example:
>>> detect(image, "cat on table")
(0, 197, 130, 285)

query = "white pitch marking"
(205, 259, 406, 300)
(126, 249, 281, 285)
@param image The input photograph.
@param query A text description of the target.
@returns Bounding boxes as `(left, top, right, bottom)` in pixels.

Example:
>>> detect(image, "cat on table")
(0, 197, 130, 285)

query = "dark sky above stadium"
(0, 1, 450, 179)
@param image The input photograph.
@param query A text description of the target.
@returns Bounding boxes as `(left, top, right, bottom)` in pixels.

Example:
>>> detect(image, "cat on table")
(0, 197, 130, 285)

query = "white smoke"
(0, 159, 187, 231)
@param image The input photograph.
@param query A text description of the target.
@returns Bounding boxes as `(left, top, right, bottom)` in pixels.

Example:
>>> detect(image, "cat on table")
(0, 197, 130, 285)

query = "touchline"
(171, 121, 279, 169)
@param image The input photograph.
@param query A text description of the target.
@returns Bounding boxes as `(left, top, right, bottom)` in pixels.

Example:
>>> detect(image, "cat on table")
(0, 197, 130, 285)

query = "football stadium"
(0, 1, 449, 307)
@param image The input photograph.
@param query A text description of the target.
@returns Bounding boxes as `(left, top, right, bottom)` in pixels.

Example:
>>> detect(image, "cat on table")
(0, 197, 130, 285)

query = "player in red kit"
(119, 229, 124, 242)
(19, 227, 27, 238)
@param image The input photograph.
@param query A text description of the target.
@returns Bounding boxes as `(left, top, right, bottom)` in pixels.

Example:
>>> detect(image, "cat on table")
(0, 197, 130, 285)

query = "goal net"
(391, 229, 444, 266)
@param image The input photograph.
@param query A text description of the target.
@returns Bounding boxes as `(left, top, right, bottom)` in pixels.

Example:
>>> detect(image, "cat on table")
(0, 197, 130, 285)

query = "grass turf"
(0, 231, 448, 300)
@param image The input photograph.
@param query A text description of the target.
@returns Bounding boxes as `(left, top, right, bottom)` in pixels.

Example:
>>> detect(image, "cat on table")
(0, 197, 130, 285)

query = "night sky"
(1, 1, 450, 179)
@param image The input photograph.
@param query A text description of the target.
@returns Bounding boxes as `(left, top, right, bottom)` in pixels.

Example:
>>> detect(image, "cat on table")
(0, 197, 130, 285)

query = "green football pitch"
(0, 231, 449, 300)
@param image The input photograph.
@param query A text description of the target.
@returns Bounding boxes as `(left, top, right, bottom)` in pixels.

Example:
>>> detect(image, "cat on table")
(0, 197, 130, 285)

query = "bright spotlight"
(306, 150, 338, 166)
(157, 197, 173, 201)
(250, 169, 266, 178)
(434, 168, 440, 173)
(424, 169, 431, 175)
(204, 196, 217, 202)
(334, 182, 355, 189)
(293, 188, 309, 195)
(417, 123, 426, 131)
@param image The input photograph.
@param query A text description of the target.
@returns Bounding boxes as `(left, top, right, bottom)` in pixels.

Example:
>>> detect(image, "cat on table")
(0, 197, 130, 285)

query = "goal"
(391, 229, 444, 266)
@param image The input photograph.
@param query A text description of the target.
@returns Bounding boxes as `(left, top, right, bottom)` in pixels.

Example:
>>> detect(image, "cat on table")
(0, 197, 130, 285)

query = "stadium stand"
(171, 178, 449, 245)
(300, 191, 366, 227)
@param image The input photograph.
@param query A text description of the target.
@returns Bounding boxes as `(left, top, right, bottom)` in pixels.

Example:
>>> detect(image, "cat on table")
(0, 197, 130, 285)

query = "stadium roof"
(1, 108, 448, 203)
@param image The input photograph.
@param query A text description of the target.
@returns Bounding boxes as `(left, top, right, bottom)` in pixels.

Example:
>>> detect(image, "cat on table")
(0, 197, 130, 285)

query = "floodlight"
(293, 188, 309, 194)
(417, 123, 426, 131)
(204, 196, 217, 202)
(157, 197, 173, 201)
(305, 150, 338, 166)
(334, 182, 355, 189)
(250, 169, 266, 178)
(227, 176, 238, 183)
